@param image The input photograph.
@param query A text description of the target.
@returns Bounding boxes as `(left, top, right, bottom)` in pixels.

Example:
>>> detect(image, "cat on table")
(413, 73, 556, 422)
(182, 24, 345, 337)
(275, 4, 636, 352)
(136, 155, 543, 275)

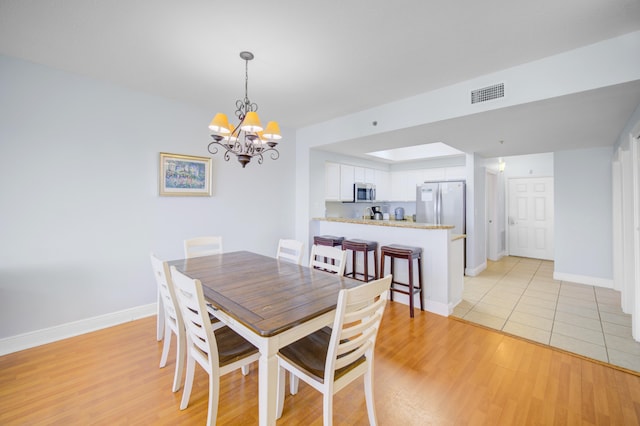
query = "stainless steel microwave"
(354, 182, 376, 202)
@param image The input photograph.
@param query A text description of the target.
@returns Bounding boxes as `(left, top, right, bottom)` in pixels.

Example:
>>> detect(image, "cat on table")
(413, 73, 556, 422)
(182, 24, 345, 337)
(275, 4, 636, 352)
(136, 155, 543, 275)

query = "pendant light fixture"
(207, 51, 281, 168)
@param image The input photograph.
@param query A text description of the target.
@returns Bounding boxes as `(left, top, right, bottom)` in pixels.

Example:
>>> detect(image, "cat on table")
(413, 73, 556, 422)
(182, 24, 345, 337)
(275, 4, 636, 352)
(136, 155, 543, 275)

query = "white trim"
(552, 272, 614, 289)
(466, 261, 487, 277)
(0, 303, 156, 356)
(424, 299, 451, 317)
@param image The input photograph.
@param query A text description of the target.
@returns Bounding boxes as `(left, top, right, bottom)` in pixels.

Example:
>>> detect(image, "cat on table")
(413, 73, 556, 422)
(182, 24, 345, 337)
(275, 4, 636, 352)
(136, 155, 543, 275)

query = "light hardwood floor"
(2, 301, 640, 425)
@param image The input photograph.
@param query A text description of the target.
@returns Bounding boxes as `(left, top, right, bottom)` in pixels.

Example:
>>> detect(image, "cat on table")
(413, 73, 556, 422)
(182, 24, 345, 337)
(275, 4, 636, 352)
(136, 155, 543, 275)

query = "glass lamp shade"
(209, 113, 231, 134)
(240, 111, 263, 132)
(262, 121, 282, 141)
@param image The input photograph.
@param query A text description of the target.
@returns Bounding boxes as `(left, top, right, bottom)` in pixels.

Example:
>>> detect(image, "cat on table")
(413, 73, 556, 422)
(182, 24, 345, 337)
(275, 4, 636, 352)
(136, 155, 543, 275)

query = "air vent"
(471, 83, 504, 104)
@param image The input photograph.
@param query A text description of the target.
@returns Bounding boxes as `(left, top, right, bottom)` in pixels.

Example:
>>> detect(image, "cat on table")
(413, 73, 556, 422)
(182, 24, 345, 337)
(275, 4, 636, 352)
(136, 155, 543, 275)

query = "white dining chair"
(309, 244, 347, 276)
(170, 266, 260, 426)
(183, 236, 223, 259)
(151, 253, 224, 391)
(150, 253, 186, 393)
(276, 239, 304, 265)
(276, 274, 392, 425)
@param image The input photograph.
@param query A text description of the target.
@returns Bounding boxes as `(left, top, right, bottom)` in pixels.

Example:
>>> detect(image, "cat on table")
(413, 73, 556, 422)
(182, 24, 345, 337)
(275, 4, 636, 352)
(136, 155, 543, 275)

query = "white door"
(508, 177, 554, 260)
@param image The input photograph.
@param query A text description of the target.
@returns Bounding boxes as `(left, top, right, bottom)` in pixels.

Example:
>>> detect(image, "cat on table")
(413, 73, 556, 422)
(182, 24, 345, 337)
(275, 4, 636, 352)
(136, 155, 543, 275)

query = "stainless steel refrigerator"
(416, 181, 466, 235)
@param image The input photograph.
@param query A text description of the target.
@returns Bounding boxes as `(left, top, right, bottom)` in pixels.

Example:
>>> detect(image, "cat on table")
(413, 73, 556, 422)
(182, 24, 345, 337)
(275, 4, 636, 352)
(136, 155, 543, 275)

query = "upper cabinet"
(374, 169, 390, 201)
(354, 166, 375, 184)
(339, 164, 355, 201)
(324, 162, 341, 201)
(326, 161, 465, 202)
(444, 166, 466, 180)
(422, 168, 446, 182)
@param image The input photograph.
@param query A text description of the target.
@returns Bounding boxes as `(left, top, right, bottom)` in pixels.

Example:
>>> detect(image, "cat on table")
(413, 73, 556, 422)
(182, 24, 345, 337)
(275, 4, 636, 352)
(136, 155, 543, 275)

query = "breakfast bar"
(310, 217, 465, 316)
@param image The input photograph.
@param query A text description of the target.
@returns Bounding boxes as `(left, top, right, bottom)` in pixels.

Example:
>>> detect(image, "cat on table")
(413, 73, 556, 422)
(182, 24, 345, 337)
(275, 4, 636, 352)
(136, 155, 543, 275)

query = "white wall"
(554, 147, 613, 285)
(0, 55, 296, 341)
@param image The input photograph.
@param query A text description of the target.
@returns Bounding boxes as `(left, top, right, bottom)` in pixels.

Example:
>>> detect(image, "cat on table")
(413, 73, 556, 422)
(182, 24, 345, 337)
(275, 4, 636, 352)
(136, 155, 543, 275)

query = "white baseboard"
(424, 299, 451, 317)
(553, 272, 614, 289)
(0, 303, 156, 356)
(388, 293, 450, 317)
(465, 261, 487, 277)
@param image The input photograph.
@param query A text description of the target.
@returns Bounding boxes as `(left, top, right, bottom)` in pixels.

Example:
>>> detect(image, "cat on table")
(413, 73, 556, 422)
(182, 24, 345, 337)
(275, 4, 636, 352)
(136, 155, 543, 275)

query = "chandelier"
(207, 51, 281, 168)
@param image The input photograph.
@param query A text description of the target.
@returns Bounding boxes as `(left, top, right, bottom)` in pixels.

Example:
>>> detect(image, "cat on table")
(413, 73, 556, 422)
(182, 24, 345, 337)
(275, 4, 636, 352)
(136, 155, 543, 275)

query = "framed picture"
(159, 152, 212, 196)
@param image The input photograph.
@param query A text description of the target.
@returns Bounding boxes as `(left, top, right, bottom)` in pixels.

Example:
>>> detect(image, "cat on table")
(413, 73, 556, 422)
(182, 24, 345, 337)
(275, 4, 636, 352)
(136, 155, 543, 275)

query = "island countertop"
(313, 217, 454, 230)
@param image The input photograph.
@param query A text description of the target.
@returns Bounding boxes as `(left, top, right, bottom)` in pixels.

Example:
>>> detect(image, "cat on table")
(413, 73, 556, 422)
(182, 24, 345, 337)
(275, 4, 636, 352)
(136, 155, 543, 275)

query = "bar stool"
(342, 239, 378, 282)
(313, 235, 344, 248)
(380, 244, 424, 317)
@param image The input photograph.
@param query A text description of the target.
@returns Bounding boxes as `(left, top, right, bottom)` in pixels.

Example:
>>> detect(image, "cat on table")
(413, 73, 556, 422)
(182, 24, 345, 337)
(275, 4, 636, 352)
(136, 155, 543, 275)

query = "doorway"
(507, 177, 554, 260)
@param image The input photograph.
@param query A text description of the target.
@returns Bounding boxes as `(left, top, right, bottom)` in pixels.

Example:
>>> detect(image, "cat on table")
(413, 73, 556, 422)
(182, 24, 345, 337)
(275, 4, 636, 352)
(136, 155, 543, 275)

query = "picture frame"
(159, 152, 212, 196)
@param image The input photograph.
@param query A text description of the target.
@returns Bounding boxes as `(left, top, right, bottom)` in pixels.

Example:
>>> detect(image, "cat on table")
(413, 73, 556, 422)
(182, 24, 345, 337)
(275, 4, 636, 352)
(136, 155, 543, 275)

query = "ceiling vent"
(471, 83, 504, 104)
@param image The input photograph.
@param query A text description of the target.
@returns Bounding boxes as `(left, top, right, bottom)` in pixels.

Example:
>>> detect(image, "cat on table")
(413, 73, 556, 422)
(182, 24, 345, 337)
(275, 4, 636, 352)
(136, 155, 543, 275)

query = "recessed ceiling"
(366, 143, 464, 163)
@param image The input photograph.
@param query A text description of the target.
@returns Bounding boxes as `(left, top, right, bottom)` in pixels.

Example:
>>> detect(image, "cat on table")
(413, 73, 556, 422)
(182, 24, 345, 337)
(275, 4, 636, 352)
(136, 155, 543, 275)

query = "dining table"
(168, 250, 361, 426)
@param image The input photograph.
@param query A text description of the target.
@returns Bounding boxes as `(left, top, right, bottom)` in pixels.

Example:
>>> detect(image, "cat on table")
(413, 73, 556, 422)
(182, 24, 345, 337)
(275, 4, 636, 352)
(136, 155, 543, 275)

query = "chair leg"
(241, 364, 250, 376)
(323, 391, 334, 426)
(156, 289, 164, 341)
(289, 372, 299, 395)
(364, 366, 378, 426)
(172, 330, 185, 392)
(180, 354, 196, 410)
(206, 371, 220, 426)
(159, 321, 171, 368)
(276, 366, 286, 419)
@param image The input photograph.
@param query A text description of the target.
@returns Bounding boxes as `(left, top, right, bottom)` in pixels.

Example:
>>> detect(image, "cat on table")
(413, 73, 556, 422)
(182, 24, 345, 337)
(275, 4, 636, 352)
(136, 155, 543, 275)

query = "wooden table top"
(168, 251, 360, 337)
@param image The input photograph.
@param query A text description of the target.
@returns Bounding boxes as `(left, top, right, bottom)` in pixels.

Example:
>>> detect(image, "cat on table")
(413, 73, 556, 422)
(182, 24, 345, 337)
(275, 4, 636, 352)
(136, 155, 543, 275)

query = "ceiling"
(1, 0, 640, 160)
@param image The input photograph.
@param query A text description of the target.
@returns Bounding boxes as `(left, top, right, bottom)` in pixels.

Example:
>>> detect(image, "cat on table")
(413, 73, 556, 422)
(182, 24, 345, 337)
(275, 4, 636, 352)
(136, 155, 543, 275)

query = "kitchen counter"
(313, 217, 454, 230)
(310, 218, 464, 317)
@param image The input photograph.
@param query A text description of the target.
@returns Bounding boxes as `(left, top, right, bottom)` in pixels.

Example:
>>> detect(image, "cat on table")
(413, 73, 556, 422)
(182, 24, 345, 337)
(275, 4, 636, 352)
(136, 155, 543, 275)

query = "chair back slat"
(324, 275, 392, 380)
(276, 239, 304, 265)
(184, 236, 223, 259)
(309, 244, 347, 276)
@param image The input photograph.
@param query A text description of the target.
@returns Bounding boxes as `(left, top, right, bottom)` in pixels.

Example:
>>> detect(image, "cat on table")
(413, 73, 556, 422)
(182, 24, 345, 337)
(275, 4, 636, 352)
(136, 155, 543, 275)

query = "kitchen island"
(311, 217, 465, 317)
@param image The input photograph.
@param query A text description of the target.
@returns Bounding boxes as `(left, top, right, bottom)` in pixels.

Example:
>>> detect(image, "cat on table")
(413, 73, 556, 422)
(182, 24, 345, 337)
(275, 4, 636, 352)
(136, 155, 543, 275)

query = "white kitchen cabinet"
(365, 168, 375, 184)
(422, 168, 446, 182)
(354, 166, 375, 184)
(374, 169, 390, 201)
(340, 164, 355, 201)
(390, 171, 410, 201)
(390, 169, 434, 201)
(324, 162, 341, 201)
(444, 166, 466, 180)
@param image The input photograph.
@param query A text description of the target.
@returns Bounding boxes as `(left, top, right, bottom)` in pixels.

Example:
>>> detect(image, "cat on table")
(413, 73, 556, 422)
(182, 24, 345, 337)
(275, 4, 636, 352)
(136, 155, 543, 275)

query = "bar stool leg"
(374, 249, 379, 280)
(418, 256, 424, 311)
(408, 254, 415, 318)
(363, 250, 369, 282)
(389, 256, 395, 302)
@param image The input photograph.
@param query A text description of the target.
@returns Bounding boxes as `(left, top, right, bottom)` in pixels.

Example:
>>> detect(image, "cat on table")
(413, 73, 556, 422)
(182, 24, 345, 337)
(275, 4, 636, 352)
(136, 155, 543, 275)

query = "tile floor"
(452, 256, 640, 373)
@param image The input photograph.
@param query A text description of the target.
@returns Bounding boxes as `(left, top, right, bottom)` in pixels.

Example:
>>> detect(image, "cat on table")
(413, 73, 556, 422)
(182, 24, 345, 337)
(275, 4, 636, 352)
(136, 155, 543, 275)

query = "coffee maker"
(371, 206, 383, 220)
